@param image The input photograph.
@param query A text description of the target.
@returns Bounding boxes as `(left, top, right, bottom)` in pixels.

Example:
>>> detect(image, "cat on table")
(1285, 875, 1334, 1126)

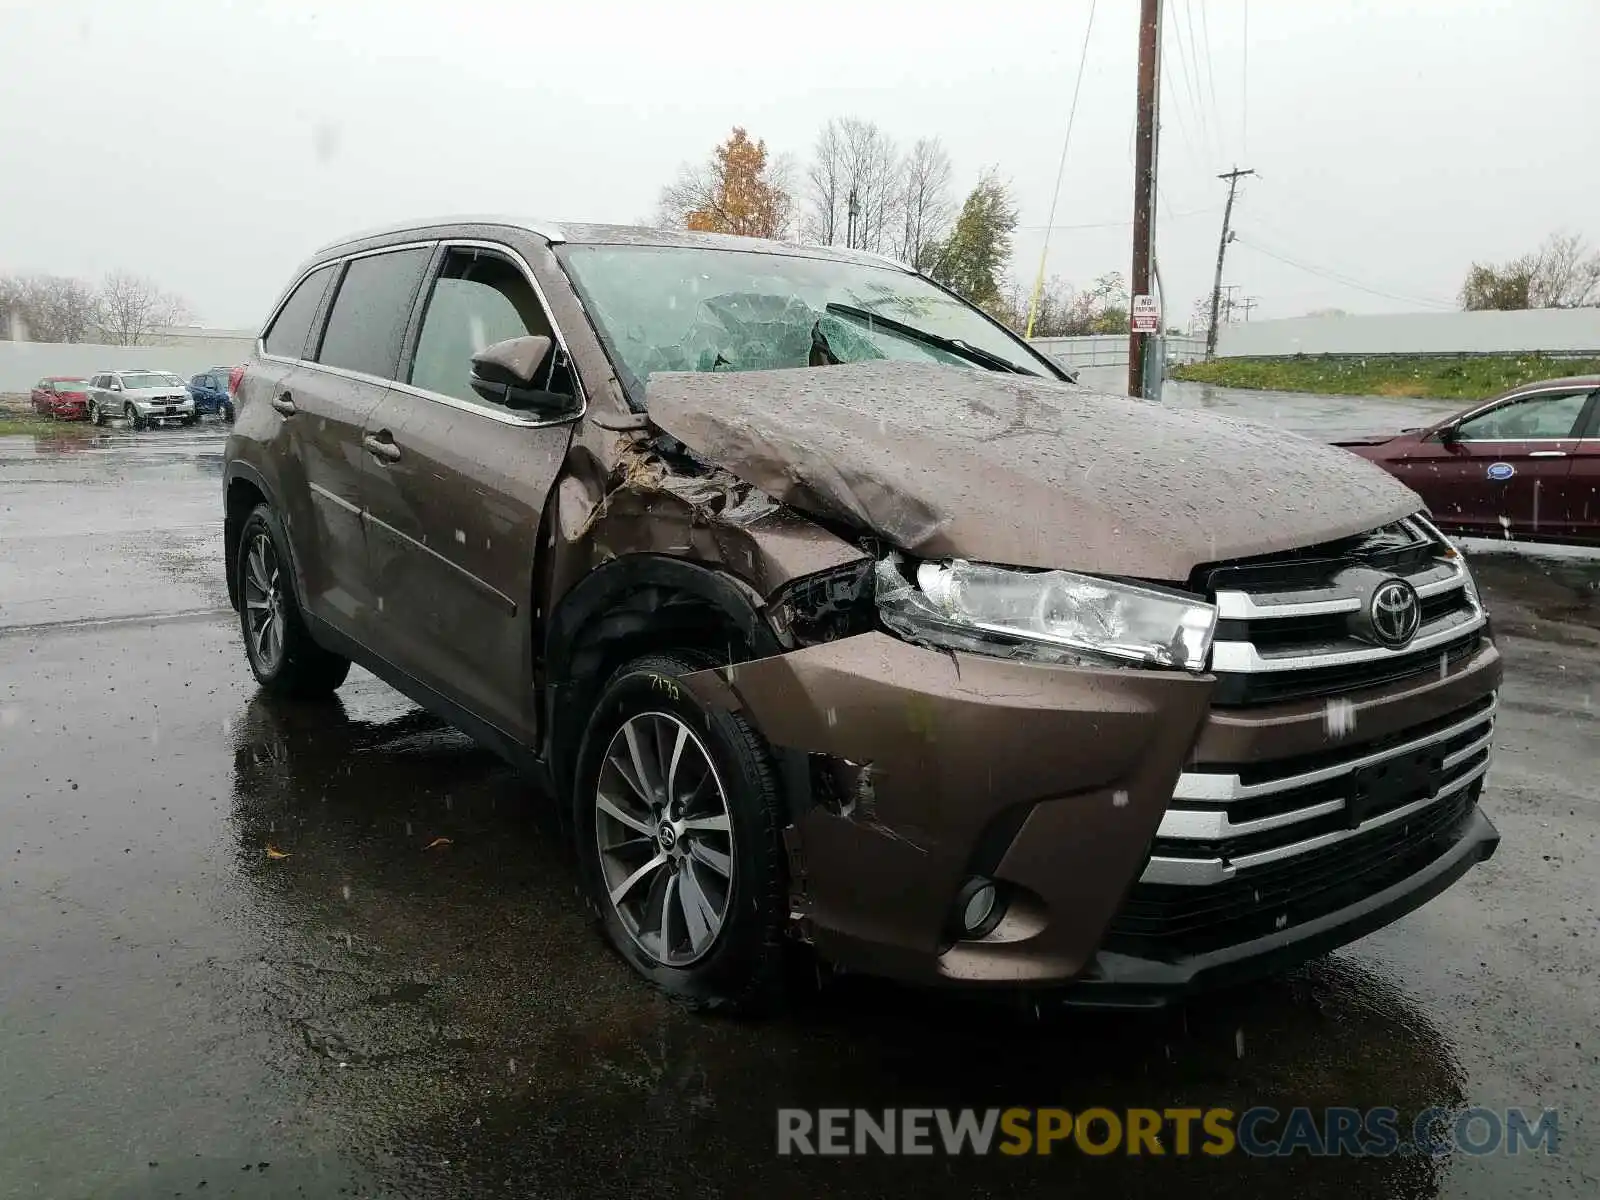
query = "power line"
(1233, 234, 1457, 310)
(1024, 0, 1097, 338)
(1179, 0, 1217, 164)
(1196, 0, 1224, 158)
(1017, 206, 1217, 232)
(1241, 0, 1250, 158)
(1158, 19, 1206, 176)
(1169, 2, 1213, 166)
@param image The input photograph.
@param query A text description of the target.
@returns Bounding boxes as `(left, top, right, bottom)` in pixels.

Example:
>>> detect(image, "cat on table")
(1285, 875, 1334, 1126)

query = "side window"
(263, 263, 335, 360)
(1580, 393, 1600, 439)
(315, 248, 432, 380)
(408, 247, 570, 405)
(1456, 391, 1589, 441)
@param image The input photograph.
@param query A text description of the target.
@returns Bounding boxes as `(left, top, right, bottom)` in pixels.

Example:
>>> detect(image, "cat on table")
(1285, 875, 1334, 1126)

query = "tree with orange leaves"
(658, 127, 794, 239)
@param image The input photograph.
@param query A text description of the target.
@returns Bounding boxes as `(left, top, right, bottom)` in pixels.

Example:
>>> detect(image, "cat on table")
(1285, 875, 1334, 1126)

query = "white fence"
(0, 338, 256, 393)
(1030, 333, 1207, 369)
(1216, 308, 1600, 359)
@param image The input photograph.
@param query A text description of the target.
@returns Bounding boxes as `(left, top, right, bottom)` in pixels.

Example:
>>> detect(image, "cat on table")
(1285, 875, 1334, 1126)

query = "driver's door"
(1401, 387, 1593, 540)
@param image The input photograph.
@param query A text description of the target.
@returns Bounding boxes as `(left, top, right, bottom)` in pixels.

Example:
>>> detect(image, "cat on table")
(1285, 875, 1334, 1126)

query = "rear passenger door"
(1564, 392, 1600, 544)
(261, 246, 432, 637)
(359, 241, 581, 739)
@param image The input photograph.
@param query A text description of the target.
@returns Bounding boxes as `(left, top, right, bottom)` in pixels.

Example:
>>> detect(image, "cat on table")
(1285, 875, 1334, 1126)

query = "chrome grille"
(1140, 693, 1495, 886)
(1202, 516, 1487, 705)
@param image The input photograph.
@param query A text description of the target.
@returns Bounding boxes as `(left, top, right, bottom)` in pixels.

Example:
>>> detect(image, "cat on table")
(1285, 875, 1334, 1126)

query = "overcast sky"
(2, 0, 1596, 330)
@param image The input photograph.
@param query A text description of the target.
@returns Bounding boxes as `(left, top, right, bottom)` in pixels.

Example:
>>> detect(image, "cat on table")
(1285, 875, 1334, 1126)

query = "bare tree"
(803, 121, 846, 245)
(0, 274, 100, 342)
(896, 137, 954, 270)
(803, 118, 903, 254)
(96, 271, 194, 346)
(1460, 231, 1600, 311)
(1528, 232, 1600, 308)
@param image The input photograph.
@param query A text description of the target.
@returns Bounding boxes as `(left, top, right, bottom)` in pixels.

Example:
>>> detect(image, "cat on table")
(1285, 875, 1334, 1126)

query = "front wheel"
(236, 504, 350, 698)
(125, 404, 145, 431)
(573, 651, 787, 1013)
(91, 402, 106, 427)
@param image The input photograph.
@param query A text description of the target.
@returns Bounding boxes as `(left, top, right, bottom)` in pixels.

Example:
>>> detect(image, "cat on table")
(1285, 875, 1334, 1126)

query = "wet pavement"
(1, 398, 1597, 1199)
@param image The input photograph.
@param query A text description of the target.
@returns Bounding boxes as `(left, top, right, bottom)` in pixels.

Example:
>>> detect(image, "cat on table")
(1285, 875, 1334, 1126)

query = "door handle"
(362, 433, 401, 463)
(1528, 450, 1567, 458)
(271, 392, 297, 415)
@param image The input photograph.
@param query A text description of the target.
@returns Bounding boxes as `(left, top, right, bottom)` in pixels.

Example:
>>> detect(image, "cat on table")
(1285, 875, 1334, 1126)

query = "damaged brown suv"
(223, 219, 1501, 1010)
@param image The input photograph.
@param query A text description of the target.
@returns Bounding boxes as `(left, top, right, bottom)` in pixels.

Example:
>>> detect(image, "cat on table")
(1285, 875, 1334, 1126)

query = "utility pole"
(1127, 0, 1161, 398)
(1221, 283, 1241, 325)
(1238, 296, 1259, 321)
(1206, 167, 1253, 357)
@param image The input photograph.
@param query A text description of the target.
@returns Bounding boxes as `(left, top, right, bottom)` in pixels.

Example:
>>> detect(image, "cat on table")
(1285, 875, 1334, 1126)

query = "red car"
(29, 376, 91, 421)
(1340, 375, 1600, 546)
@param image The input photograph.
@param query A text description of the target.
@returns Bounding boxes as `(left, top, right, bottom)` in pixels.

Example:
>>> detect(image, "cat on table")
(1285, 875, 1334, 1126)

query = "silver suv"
(86, 370, 196, 430)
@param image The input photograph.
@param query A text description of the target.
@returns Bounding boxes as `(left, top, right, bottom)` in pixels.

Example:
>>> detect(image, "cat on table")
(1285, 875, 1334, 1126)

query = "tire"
(573, 650, 787, 1014)
(183, 415, 197, 427)
(91, 402, 106, 428)
(223, 403, 235, 423)
(236, 503, 350, 698)
(125, 403, 145, 431)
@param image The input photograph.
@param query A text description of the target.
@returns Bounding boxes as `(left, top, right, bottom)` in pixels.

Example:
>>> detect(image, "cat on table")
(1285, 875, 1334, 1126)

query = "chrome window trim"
(1444, 386, 1595, 442)
(256, 237, 587, 430)
(1171, 695, 1496, 804)
(1140, 754, 1491, 887)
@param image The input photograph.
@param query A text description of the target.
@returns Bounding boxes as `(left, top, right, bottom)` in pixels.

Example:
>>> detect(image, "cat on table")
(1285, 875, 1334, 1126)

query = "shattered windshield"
(556, 244, 1065, 406)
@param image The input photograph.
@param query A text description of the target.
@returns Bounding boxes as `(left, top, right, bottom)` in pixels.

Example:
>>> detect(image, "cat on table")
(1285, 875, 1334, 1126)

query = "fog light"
(952, 876, 1005, 939)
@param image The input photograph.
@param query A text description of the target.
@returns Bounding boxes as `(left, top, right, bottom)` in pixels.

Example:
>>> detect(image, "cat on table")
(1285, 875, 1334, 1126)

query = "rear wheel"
(573, 650, 787, 1013)
(236, 504, 350, 698)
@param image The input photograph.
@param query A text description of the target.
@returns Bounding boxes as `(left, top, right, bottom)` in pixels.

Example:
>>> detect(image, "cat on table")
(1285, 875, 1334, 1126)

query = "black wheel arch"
(542, 553, 787, 803)
(223, 462, 288, 613)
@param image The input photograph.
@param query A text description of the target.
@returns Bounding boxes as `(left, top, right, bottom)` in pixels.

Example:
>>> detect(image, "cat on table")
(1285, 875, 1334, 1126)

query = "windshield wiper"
(825, 303, 1037, 376)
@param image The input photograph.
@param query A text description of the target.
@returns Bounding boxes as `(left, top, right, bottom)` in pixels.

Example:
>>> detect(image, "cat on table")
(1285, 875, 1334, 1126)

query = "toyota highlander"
(222, 219, 1501, 1011)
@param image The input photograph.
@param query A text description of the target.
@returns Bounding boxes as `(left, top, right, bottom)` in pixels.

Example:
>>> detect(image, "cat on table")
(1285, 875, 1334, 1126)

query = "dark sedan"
(1340, 376, 1600, 546)
(29, 376, 91, 420)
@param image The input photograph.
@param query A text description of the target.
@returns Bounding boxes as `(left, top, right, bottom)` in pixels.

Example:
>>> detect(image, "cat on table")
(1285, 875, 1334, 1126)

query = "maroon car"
(1340, 376, 1600, 546)
(29, 376, 91, 420)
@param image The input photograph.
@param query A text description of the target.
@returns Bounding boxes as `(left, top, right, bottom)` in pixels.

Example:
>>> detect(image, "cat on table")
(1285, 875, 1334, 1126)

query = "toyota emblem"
(1369, 579, 1422, 649)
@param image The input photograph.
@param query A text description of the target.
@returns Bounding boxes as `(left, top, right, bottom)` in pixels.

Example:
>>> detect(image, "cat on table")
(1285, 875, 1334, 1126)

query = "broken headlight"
(875, 555, 1217, 672)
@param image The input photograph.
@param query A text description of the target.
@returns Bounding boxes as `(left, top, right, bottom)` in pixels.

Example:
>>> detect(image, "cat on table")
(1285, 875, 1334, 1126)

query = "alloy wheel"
(594, 712, 735, 967)
(241, 532, 287, 675)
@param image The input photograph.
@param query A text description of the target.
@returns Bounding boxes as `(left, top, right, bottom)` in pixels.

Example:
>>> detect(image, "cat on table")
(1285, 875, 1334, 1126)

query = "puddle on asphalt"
(214, 688, 1473, 1198)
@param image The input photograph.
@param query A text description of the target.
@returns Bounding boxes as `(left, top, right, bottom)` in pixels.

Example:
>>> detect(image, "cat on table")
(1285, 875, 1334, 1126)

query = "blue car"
(187, 368, 236, 421)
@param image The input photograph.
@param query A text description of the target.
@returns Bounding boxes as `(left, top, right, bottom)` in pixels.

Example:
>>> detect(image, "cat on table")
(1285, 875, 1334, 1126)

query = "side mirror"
(1437, 423, 1460, 444)
(469, 335, 575, 415)
(110, 382, 122, 392)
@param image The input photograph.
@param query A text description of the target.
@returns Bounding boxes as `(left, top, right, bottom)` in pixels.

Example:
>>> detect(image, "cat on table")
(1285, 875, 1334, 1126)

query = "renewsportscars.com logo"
(777, 1106, 1559, 1158)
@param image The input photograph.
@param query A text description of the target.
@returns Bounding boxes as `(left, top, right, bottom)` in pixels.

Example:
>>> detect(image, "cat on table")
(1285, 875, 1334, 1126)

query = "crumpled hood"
(646, 362, 1421, 581)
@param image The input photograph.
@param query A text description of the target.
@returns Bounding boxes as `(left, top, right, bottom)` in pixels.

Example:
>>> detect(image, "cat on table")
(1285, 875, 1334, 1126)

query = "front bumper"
(43, 400, 88, 419)
(682, 630, 1502, 995)
(132, 400, 195, 424)
(1058, 806, 1498, 1008)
